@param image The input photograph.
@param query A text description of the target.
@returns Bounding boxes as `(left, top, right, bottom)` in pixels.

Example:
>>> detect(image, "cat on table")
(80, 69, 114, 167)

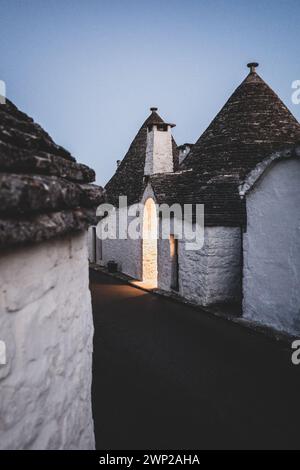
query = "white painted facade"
(0, 233, 95, 450)
(95, 157, 300, 335)
(243, 158, 300, 336)
(97, 212, 143, 280)
(157, 226, 242, 306)
(96, 185, 242, 307)
(93, 102, 300, 337)
(97, 154, 300, 336)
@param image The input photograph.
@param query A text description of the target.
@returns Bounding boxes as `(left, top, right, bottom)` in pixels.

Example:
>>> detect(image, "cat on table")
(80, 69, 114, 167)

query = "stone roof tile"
(0, 98, 102, 246)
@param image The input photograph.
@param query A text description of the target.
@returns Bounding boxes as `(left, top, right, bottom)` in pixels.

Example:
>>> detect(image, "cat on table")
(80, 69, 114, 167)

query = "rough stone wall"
(0, 233, 95, 450)
(158, 226, 242, 306)
(243, 158, 300, 335)
(144, 126, 174, 175)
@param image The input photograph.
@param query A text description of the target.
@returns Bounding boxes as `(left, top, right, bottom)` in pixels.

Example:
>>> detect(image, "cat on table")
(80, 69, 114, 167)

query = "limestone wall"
(0, 233, 95, 450)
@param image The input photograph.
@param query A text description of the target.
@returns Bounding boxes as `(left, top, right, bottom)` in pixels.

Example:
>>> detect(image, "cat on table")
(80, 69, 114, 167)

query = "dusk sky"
(0, 0, 299, 186)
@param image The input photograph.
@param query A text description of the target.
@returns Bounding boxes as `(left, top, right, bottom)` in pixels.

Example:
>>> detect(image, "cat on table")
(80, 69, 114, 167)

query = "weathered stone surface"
(0, 101, 75, 162)
(0, 173, 103, 215)
(0, 173, 80, 214)
(78, 183, 105, 208)
(0, 208, 97, 247)
(150, 171, 246, 226)
(0, 143, 95, 182)
(0, 97, 102, 246)
(0, 233, 95, 449)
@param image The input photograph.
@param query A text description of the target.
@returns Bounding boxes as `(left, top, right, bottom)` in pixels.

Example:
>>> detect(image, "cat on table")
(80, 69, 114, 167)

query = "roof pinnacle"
(247, 62, 259, 74)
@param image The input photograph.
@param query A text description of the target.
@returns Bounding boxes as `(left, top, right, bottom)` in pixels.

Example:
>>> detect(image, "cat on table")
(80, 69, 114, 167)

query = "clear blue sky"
(1, 0, 299, 185)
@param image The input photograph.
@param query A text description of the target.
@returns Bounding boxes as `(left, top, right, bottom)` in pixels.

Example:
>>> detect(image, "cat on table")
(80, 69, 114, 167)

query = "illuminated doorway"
(142, 198, 158, 287)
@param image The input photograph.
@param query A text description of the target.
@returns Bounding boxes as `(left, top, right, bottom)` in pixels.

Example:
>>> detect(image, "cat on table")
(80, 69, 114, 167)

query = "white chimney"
(144, 108, 175, 176)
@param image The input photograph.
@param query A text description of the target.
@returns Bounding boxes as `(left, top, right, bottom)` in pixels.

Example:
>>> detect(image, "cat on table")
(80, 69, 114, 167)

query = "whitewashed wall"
(243, 158, 300, 336)
(0, 233, 95, 450)
(100, 208, 142, 280)
(158, 225, 242, 306)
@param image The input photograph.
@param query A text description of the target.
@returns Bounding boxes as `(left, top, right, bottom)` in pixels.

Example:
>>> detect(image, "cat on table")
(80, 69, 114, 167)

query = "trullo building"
(91, 63, 300, 337)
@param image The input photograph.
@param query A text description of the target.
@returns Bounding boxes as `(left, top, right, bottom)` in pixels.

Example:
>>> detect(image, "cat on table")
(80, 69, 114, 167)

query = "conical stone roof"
(105, 108, 179, 207)
(183, 68, 300, 180)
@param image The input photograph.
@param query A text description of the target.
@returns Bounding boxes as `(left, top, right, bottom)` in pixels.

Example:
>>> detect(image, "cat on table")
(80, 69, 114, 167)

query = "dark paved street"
(90, 270, 300, 450)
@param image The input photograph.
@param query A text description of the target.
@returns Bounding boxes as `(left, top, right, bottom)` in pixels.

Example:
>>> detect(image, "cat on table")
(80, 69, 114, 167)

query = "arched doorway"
(142, 198, 158, 287)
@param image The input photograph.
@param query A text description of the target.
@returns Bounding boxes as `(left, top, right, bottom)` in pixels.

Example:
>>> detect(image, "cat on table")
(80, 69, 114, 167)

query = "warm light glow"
(142, 198, 158, 286)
